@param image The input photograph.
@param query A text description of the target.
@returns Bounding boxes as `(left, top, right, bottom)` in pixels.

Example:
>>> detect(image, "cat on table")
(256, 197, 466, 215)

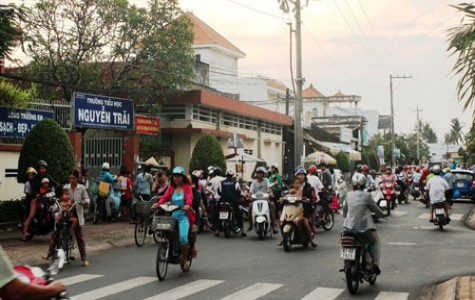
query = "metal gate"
(83, 137, 123, 176)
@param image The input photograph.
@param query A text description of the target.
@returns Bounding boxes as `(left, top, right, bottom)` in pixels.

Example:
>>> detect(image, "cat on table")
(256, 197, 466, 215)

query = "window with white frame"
(192, 105, 217, 124)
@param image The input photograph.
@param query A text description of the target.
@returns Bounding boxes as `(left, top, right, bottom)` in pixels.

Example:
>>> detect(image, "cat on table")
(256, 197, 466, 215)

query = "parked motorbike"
(251, 192, 272, 240)
(23, 192, 56, 240)
(432, 201, 450, 231)
(218, 201, 240, 238)
(279, 194, 310, 251)
(14, 265, 70, 299)
(339, 231, 378, 295)
(154, 202, 194, 281)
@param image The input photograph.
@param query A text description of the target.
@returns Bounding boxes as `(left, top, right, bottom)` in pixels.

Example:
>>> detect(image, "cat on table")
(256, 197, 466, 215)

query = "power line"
(409, 0, 444, 24)
(225, 0, 282, 19)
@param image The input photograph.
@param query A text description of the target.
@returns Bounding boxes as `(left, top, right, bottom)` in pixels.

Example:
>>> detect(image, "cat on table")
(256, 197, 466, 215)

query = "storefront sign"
(135, 115, 160, 135)
(0, 107, 54, 138)
(73, 92, 134, 130)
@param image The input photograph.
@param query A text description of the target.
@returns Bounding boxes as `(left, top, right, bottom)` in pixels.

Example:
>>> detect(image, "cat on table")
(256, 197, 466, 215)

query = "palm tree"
(449, 118, 464, 144)
(449, 3, 475, 113)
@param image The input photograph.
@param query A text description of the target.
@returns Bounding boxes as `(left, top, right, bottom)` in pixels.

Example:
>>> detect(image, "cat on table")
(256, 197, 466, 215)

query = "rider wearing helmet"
(217, 169, 246, 237)
(293, 167, 318, 247)
(344, 173, 385, 275)
(268, 163, 283, 203)
(360, 164, 374, 191)
(247, 166, 278, 234)
(443, 167, 455, 207)
(426, 165, 451, 222)
(206, 167, 225, 200)
(32, 160, 59, 195)
(307, 165, 324, 196)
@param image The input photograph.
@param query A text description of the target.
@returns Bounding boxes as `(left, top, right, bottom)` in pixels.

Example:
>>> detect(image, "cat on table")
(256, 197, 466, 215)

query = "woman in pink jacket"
(153, 166, 195, 270)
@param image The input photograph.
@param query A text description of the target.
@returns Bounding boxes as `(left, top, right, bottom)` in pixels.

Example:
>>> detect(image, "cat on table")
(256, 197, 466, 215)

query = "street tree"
(0, 80, 37, 107)
(336, 151, 350, 173)
(20, 0, 195, 103)
(448, 3, 475, 115)
(18, 119, 75, 183)
(0, 4, 22, 58)
(189, 135, 226, 173)
(448, 118, 464, 144)
(416, 120, 438, 143)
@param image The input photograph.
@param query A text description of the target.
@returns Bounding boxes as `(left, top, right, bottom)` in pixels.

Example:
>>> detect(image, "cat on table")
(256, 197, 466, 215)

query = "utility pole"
(279, 0, 305, 167)
(285, 88, 290, 116)
(389, 74, 412, 168)
(415, 106, 422, 164)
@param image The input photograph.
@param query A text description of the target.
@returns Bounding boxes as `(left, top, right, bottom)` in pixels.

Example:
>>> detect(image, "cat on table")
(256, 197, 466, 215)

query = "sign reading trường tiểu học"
(73, 92, 134, 130)
(0, 107, 54, 138)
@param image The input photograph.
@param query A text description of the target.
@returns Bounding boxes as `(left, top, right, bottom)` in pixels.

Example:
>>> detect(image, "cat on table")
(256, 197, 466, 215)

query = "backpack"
(98, 181, 110, 198)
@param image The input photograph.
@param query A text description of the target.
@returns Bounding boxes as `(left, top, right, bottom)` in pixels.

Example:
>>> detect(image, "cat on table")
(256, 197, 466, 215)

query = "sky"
(7, 0, 473, 140)
(173, 0, 472, 139)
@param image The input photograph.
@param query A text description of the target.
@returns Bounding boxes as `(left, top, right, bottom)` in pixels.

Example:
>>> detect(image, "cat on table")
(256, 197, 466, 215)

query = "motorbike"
(279, 194, 310, 252)
(381, 183, 396, 215)
(154, 202, 194, 281)
(251, 192, 273, 240)
(432, 201, 450, 231)
(339, 231, 378, 295)
(93, 188, 121, 224)
(314, 197, 335, 231)
(23, 192, 56, 240)
(411, 184, 420, 200)
(13, 265, 70, 299)
(217, 201, 240, 238)
(371, 188, 387, 220)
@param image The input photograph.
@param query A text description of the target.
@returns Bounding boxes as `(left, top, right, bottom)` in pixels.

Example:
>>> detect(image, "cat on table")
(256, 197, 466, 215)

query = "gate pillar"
(67, 131, 82, 169)
(123, 134, 139, 173)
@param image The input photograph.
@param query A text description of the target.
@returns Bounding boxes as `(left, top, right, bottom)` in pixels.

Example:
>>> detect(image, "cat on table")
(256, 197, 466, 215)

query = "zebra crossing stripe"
(300, 287, 344, 300)
(73, 276, 156, 300)
(391, 211, 407, 217)
(60, 274, 103, 286)
(143, 279, 224, 300)
(417, 212, 463, 221)
(221, 283, 283, 300)
(375, 291, 409, 300)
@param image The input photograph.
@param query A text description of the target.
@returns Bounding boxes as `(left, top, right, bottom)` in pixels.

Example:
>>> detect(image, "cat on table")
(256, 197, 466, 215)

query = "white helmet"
(351, 173, 367, 189)
(433, 164, 441, 174)
(271, 163, 279, 169)
(225, 169, 235, 177)
(102, 162, 110, 170)
(192, 170, 203, 178)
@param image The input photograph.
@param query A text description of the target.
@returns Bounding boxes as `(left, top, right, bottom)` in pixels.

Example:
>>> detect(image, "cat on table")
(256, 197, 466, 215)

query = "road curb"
(419, 276, 475, 300)
(464, 205, 475, 230)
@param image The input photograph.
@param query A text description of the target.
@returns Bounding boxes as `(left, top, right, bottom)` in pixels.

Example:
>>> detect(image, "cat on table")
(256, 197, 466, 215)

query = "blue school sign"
(0, 107, 54, 138)
(73, 92, 134, 130)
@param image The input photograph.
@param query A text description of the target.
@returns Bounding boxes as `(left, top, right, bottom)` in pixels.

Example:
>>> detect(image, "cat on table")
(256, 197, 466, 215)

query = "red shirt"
(123, 177, 133, 199)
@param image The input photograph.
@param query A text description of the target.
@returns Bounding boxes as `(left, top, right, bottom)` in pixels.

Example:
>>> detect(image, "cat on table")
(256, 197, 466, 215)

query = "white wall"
(0, 151, 23, 200)
(195, 48, 238, 74)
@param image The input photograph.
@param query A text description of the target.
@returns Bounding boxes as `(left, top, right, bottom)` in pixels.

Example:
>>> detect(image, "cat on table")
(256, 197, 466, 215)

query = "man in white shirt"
(206, 168, 225, 200)
(307, 165, 323, 199)
(426, 165, 450, 222)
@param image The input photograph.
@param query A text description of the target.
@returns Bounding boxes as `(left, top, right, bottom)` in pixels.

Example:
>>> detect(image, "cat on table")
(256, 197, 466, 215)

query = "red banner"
(135, 115, 160, 135)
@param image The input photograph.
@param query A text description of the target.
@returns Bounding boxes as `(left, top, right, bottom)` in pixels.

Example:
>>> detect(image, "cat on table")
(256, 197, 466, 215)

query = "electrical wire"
(225, 0, 282, 20)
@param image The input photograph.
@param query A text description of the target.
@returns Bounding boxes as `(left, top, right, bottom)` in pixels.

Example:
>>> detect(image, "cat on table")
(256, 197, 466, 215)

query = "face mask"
(39, 169, 46, 175)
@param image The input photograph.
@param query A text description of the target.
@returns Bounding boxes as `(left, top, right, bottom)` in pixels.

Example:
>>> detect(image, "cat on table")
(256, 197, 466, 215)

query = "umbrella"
(303, 151, 337, 168)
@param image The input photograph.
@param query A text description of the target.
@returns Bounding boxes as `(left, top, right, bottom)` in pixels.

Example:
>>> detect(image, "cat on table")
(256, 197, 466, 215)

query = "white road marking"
(387, 242, 417, 246)
(417, 213, 431, 219)
(300, 287, 344, 300)
(73, 276, 156, 300)
(391, 211, 408, 217)
(144, 279, 224, 300)
(60, 274, 103, 286)
(375, 291, 409, 300)
(221, 283, 283, 300)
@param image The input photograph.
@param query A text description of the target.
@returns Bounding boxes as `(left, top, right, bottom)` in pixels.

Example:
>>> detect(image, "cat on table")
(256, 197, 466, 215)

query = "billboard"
(135, 115, 160, 135)
(0, 107, 54, 138)
(73, 92, 134, 130)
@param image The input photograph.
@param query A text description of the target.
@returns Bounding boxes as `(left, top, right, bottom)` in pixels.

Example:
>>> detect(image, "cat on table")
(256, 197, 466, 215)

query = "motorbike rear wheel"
(283, 232, 292, 252)
(258, 223, 265, 240)
(345, 267, 360, 295)
(134, 217, 147, 247)
(156, 240, 169, 281)
(223, 221, 231, 238)
(437, 215, 444, 231)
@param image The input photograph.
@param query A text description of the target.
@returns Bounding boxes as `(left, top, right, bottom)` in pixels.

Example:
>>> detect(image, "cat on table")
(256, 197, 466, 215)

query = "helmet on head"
(37, 160, 48, 168)
(225, 169, 235, 177)
(26, 167, 37, 175)
(172, 166, 185, 175)
(432, 165, 441, 174)
(192, 170, 203, 178)
(271, 163, 279, 169)
(415, 167, 421, 172)
(256, 167, 267, 174)
(356, 164, 362, 171)
(361, 164, 369, 172)
(102, 162, 110, 170)
(351, 173, 367, 189)
(41, 177, 50, 184)
(369, 169, 376, 175)
(445, 167, 451, 173)
(294, 167, 307, 176)
(308, 165, 317, 174)
(213, 167, 222, 176)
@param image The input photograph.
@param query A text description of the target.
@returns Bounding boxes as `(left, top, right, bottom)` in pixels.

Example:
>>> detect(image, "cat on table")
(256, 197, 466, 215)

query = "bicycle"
(134, 196, 159, 247)
(49, 200, 76, 275)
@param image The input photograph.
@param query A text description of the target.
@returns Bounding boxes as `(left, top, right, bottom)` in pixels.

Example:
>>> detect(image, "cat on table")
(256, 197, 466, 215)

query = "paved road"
(46, 199, 475, 300)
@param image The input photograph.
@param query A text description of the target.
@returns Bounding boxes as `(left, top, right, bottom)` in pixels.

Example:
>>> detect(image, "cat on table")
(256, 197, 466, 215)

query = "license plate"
(379, 200, 387, 207)
(340, 248, 356, 260)
(458, 182, 465, 188)
(219, 211, 229, 219)
(435, 208, 445, 215)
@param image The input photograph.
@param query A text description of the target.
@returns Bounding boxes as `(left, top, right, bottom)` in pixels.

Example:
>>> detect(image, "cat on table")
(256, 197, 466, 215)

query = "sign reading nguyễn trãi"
(0, 107, 54, 138)
(73, 92, 134, 130)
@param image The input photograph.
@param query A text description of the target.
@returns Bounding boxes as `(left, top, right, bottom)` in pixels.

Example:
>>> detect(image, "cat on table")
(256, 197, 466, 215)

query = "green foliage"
(448, 3, 475, 114)
(0, 80, 37, 107)
(0, 4, 22, 58)
(368, 133, 430, 166)
(459, 124, 475, 165)
(336, 151, 350, 173)
(21, 0, 195, 102)
(445, 118, 464, 145)
(0, 200, 21, 223)
(139, 135, 161, 160)
(18, 119, 75, 183)
(189, 135, 226, 173)
(361, 152, 370, 167)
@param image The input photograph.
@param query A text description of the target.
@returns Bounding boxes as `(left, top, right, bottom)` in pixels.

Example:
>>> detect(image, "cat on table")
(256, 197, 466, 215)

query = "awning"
(304, 133, 361, 160)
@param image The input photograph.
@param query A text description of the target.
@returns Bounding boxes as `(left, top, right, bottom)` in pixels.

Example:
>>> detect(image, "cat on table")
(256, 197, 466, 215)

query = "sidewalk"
(0, 221, 136, 266)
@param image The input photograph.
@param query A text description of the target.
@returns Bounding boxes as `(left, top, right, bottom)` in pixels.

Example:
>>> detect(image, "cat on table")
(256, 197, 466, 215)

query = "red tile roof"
(170, 90, 293, 126)
(303, 84, 324, 98)
(186, 12, 245, 57)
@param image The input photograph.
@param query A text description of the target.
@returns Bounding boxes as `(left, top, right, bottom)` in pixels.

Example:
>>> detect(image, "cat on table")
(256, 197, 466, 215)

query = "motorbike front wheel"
(283, 232, 292, 252)
(345, 267, 360, 295)
(258, 223, 265, 240)
(156, 240, 169, 281)
(322, 209, 334, 231)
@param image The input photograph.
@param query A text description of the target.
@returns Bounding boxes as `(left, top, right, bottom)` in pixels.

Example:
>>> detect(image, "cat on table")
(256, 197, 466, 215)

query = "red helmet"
(361, 164, 369, 172)
(415, 167, 421, 172)
(308, 165, 317, 174)
(422, 167, 429, 175)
